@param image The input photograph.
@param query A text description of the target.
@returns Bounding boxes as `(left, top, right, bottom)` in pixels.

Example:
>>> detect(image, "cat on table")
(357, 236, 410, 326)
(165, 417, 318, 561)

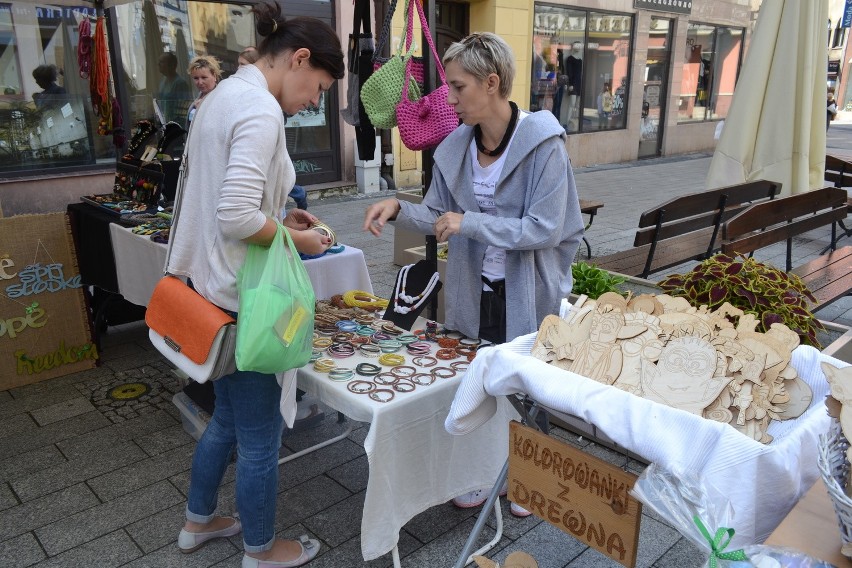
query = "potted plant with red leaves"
(657, 253, 825, 348)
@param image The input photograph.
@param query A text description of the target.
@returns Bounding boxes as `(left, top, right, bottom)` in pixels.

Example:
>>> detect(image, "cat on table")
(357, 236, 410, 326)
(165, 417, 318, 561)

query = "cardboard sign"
(0, 213, 97, 390)
(508, 421, 642, 568)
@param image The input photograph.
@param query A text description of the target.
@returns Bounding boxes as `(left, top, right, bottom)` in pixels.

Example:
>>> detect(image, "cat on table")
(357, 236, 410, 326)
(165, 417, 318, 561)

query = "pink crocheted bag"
(396, 0, 458, 151)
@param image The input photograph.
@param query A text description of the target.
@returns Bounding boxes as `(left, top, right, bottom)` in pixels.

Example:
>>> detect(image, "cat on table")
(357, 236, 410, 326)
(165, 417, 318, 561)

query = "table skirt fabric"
(446, 332, 844, 547)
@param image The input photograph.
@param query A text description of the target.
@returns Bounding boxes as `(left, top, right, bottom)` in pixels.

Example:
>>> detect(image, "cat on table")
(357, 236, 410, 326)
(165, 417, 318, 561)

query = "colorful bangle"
(356, 325, 378, 336)
(369, 388, 395, 403)
(437, 337, 460, 349)
(406, 341, 431, 355)
(443, 331, 464, 340)
(455, 346, 477, 358)
(332, 332, 354, 343)
(410, 373, 436, 386)
(396, 333, 418, 345)
(336, 320, 359, 332)
(374, 372, 399, 386)
(312, 337, 333, 349)
(347, 380, 376, 394)
(378, 353, 406, 366)
(355, 314, 377, 325)
(328, 343, 355, 358)
(459, 337, 481, 347)
(328, 368, 355, 381)
(450, 361, 470, 372)
(356, 362, 382, 376)
(349, 335, 370, 345)
(382, 323, 403, 335)
(342, 290, 389, 309)
(377, 340, 403, 353)
(359, 344, 381, 358)
(436, 348, 458, 360)
(390, 365, 416, 378)
(412, 355, 437, 368)
(371, 332, 392, 342)
(431, 366, 456, 379)
(313, 357, 336, 372)
(309, 349, 322, 362)
(393, 378, 416, 393)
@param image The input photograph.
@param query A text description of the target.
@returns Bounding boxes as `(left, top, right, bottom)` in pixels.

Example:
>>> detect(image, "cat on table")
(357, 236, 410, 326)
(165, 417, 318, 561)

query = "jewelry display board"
(0, 213, 97, 390)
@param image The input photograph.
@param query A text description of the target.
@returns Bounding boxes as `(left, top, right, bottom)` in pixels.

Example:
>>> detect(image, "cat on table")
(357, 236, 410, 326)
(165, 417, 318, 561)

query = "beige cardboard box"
(393, 189, 427, 266)
(401, 245, 447, 323)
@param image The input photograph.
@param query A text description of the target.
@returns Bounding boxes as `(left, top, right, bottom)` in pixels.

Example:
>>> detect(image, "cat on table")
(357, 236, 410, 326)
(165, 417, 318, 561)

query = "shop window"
(531, 4, 633, 134)
(113, 0, 255, 129)
(678, 23, 743, 123)
(0, 3, 115, 176)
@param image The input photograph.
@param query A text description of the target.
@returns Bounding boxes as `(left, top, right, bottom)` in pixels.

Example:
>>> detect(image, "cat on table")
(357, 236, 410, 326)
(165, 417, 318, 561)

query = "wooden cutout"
(627, 293, 664, 315)
(613, 312, 665, 395)
(596, 291, 629, 313)
(822, 363, 852, 464)
(640, 336, 729, 414)
(568, 308, 646, 384)
(775, 376, 813, 420)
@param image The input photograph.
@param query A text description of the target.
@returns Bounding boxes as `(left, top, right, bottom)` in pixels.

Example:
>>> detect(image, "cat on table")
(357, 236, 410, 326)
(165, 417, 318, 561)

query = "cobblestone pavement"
(2, 125, 851, 567)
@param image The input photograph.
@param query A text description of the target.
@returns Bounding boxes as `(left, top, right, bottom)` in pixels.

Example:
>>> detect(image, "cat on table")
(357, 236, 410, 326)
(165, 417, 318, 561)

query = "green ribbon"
(693, 515, 749, 568)
(25, 302, 38, 314)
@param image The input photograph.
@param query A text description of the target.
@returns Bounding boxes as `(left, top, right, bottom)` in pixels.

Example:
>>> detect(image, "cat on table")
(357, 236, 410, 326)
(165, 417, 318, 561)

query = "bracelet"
(435, 348, 458, 360)
(313, 357, 336, 372)
(332, 332, 354, 343)
(315, 326, 337, 336)
(349, 335, 370, 345)
(390, 365, 416, 378)
(393, 378, 416, 393)
(356, 325, 378, 336)
(450, 361, 470, 372)
(369, 388, 395, 403)
(437, 337, 460, 349)
(376, 339, 403, 353)
(371, 332, 392, 342)
(410, 373, 436, 386)
(335, 320, 359, 332)
(312, 337, 333, 349)
(397, 333, 418, 345)
(342, 290, 389, 309)
(431, 366, 456, 379)
(328, 343, 355, 358)
(374, 372, 399, 386)
(347, 380, 376, 394)
(328, 368, 355, 381)
(355, 314, 377, 325)
(412, 355, 437, 368)
(459, 337, 481, 347)
(359, 344, 381, 358)
(443, 331, 464, 340)
(455, 346, 478, 358)
(406, 341, 431, 355)
(381, 323, 403, 335)
(378, 353, 406, 366)
(309, 349, 322, 362)
(356, 362, 382, 376)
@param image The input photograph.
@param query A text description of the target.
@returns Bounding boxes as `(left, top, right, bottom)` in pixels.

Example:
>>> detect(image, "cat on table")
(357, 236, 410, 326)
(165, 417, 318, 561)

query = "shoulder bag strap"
(162, 120, 196, 275)
(402, 0, 444, 101)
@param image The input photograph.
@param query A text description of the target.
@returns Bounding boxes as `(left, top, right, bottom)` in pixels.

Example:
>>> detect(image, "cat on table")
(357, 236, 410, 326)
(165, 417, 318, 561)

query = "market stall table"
(446, 333, 843, 566)
(295, 338, 517, 565)
(108, 223, 374, 306)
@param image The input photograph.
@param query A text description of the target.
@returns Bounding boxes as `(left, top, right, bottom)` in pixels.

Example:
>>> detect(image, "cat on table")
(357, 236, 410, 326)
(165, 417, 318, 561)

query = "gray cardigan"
(395, 110, 584, 340)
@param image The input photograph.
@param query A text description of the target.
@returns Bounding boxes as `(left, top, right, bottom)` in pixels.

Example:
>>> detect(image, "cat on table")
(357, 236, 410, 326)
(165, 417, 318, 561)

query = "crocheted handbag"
(396, 0, 458, 150)
(371, 0, 424, 87)
(360, 0, 420, 129)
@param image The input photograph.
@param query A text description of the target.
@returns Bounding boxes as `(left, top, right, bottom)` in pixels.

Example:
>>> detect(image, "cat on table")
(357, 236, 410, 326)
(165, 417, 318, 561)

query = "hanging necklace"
(474, 101, 519, 157)
(393, 264, 440, 314)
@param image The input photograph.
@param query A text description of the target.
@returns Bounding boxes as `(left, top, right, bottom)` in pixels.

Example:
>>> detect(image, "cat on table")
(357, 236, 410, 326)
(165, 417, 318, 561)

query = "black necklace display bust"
(383, 259, 443, 330)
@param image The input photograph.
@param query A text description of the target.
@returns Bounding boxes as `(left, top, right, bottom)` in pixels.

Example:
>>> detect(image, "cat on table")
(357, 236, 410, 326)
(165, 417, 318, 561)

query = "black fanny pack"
(481, 276, 506, 300)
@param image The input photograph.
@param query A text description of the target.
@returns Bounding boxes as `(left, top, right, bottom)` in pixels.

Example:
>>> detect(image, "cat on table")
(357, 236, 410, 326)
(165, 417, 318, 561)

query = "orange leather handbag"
(146, 276, 237, 383)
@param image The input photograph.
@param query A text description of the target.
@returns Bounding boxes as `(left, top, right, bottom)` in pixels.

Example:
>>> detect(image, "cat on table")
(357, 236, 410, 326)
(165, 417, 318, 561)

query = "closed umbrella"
(706, 0, 829, 196)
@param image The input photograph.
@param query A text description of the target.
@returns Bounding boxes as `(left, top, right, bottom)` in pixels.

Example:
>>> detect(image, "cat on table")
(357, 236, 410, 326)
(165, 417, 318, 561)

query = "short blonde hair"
(188, 55, 222, 81)
(442, 32, 515, 99)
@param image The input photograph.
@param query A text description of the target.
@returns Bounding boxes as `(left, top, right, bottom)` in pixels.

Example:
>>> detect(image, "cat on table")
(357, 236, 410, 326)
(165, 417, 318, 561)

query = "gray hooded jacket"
(395, 110, 584, 340)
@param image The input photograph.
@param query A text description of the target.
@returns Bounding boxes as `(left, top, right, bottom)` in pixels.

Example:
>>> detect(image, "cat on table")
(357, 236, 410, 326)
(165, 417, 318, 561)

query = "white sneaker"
(452, 482, 509, 509)
(510, 501, 532, 518)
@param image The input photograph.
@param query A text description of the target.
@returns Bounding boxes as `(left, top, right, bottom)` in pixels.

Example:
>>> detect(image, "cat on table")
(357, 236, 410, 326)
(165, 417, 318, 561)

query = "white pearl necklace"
(393, 264, 440, 314)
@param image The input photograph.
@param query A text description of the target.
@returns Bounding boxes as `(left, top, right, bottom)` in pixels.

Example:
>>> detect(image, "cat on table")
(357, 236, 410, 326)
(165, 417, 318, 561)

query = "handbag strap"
(372, 0, 401, 62)
(402, 0, 446, 100)
(162, 120, 195, 274)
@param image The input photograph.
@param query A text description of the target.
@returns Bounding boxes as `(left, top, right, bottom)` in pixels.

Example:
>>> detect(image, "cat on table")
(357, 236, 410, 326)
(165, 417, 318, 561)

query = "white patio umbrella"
(705, 0, 829, 196)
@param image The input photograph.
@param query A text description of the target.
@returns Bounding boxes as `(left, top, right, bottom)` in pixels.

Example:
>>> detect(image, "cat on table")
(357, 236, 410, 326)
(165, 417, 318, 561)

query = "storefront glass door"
(638, 16, 672, 159)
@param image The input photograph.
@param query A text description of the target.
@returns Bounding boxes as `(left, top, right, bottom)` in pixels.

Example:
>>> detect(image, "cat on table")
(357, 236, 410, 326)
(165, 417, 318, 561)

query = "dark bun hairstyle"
(252, 1, 345, 80)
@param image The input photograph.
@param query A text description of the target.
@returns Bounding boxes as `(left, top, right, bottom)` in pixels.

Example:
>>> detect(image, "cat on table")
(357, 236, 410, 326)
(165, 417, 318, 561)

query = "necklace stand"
(382, 259, 443, 330)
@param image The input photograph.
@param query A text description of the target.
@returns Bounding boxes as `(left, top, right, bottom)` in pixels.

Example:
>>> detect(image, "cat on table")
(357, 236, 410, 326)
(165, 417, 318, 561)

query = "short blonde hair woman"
(186, 55, 222, 124)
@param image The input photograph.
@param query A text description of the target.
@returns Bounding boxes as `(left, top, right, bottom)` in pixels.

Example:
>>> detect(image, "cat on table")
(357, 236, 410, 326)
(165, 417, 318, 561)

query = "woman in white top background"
(186, 55, 221, 126)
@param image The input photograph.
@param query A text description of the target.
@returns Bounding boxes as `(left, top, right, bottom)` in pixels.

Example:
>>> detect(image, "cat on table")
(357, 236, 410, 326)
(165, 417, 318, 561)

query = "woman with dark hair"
(171, 3, 343, 567)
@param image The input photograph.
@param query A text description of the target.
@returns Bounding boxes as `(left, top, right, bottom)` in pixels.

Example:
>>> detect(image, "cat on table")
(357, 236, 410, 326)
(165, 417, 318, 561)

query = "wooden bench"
(591, 180, 781, 278)
(821, 154, 852, 252)
(721, 186, 852, 311)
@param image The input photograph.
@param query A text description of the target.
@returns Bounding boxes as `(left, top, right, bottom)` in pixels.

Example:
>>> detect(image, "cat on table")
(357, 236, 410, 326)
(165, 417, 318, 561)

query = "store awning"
(705, 0, 829, 196)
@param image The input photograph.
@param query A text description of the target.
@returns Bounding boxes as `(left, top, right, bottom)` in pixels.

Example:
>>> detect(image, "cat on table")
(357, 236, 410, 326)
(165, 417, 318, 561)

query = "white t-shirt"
(470, 111, 528, 288)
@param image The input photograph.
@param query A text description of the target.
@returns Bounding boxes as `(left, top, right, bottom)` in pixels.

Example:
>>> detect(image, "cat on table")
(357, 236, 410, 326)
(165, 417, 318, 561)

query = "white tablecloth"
(446, 333, 845, 547)
(296, 352, 518, 560)
(108, 223, 373, 305)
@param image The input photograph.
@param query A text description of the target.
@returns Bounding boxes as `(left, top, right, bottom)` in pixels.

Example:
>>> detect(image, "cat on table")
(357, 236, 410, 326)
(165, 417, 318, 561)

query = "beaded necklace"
(393, 264, 440, 315)
(473, 101, 519, 157)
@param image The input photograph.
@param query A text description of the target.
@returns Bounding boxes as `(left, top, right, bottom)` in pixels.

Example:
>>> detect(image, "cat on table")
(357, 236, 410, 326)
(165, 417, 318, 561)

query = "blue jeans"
(289, 184, 308, 210)
(185, 370, 284, 553)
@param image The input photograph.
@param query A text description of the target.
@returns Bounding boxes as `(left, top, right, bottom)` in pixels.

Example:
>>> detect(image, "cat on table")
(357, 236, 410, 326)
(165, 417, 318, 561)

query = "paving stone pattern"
(2, 128, 852, 566)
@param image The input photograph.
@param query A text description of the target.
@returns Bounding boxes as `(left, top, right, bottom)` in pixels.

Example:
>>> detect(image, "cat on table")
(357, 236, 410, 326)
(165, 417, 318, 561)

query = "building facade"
(2, 0, 761, 215)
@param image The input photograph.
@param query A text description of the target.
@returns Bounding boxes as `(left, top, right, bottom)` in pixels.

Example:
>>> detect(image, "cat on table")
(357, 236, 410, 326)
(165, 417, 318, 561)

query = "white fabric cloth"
(109, 224, 373, 307)
(296, 334, 518, 560)
(446, 332, 844, 546)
